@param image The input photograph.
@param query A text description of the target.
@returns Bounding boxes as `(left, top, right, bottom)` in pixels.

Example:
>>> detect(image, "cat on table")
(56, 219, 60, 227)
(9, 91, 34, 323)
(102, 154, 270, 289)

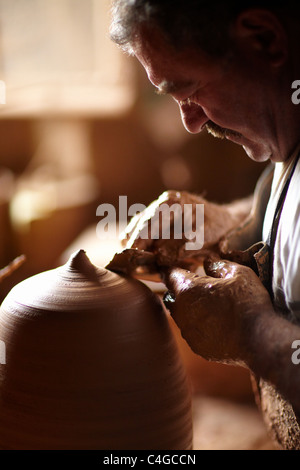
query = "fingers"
(162, 267, 197, 314)
(161, 267, 201, 296)
(121, 217, 152, 251)
(162, 258, 249, 301)
(120, 211, 143, 245)
(106, 249, 157, 275)
(162, 258, 250, 315)
(120, 190, 183, 250)
(161, 267, 211, 315)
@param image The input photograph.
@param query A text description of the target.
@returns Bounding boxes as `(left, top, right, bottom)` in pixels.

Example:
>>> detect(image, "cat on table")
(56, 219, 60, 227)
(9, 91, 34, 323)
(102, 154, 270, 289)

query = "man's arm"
(220, 163, 274, 253)
(246, 306, 300, 411)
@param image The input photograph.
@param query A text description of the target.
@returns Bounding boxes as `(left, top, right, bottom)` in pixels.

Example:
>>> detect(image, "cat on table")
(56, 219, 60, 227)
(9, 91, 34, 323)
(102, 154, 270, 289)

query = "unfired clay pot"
(0, 250, 192, 450)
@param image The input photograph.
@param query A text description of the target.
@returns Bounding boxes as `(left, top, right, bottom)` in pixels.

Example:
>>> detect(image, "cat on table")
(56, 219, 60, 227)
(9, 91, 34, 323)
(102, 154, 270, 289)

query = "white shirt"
(263, 150, 300, 318)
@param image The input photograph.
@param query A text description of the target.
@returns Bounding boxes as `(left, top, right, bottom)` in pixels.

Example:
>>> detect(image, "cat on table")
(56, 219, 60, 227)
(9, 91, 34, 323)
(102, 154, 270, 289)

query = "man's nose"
(178, 101, 208, 134)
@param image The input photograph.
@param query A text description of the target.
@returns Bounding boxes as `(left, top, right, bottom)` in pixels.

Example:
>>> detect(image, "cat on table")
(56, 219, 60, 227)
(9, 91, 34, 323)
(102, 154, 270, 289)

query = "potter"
(110, 0, 300, 450)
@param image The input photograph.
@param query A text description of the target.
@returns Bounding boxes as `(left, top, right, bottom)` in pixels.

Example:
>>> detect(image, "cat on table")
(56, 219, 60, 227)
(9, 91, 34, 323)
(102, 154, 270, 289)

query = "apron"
(225, 151, 300, 309)
(236, 151, 300, 449)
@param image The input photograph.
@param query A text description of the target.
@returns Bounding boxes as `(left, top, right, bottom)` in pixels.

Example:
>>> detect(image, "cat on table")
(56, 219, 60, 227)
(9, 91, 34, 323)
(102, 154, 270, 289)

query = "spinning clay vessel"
(0, 250, 193, 449)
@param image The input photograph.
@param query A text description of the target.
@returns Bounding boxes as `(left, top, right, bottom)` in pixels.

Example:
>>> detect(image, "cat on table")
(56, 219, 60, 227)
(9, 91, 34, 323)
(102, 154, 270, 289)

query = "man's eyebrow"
(155, 80, 194, 96)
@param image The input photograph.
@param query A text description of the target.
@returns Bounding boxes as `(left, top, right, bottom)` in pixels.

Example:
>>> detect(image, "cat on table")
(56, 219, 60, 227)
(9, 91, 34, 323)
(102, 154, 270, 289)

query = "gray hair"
(110, 0, 292, 56)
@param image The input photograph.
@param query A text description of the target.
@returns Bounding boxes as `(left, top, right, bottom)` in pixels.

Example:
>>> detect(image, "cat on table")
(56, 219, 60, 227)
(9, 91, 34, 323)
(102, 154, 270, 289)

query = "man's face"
(132, 28, 283, 163)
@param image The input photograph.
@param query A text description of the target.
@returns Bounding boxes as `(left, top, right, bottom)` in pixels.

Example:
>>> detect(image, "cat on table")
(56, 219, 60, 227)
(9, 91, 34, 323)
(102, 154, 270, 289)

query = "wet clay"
(0, 250, 193, 450)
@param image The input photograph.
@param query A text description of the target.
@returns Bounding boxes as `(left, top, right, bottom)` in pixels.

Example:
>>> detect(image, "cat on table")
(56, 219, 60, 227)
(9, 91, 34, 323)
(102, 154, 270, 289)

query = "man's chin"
(206, 121, 272, 162)
(236, 140, 272, 162)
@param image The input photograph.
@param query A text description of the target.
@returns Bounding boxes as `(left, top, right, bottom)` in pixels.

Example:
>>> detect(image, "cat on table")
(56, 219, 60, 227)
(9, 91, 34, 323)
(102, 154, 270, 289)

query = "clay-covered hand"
(163, 258, 273, 366)
(121, 190, 250, 266)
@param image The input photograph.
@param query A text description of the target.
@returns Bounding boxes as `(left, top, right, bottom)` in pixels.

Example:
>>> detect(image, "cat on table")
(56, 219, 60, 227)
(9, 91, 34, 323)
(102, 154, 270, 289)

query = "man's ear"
(231, 9, 288, 66)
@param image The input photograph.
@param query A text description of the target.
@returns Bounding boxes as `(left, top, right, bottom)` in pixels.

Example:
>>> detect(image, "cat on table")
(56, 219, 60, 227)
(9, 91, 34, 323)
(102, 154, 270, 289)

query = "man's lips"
(224, 131, 244, 143)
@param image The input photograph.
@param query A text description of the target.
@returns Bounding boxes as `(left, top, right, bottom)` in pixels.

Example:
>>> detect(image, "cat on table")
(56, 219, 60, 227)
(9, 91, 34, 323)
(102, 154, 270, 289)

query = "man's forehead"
(133, 29, 205, 96)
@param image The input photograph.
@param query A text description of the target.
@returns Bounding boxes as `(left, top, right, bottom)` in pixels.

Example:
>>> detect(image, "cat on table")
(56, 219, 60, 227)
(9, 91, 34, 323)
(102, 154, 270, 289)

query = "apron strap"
(266, 151, 300, 299)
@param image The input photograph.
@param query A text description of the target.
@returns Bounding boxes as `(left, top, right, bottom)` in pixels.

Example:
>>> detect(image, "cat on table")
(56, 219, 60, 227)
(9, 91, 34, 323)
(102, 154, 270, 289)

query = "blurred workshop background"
(0, 0, 272, 449)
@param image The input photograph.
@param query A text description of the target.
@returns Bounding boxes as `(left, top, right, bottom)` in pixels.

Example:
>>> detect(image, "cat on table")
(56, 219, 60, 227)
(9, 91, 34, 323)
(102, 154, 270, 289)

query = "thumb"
(161, 267, 200, 296)
(160, 267, 202, 313)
